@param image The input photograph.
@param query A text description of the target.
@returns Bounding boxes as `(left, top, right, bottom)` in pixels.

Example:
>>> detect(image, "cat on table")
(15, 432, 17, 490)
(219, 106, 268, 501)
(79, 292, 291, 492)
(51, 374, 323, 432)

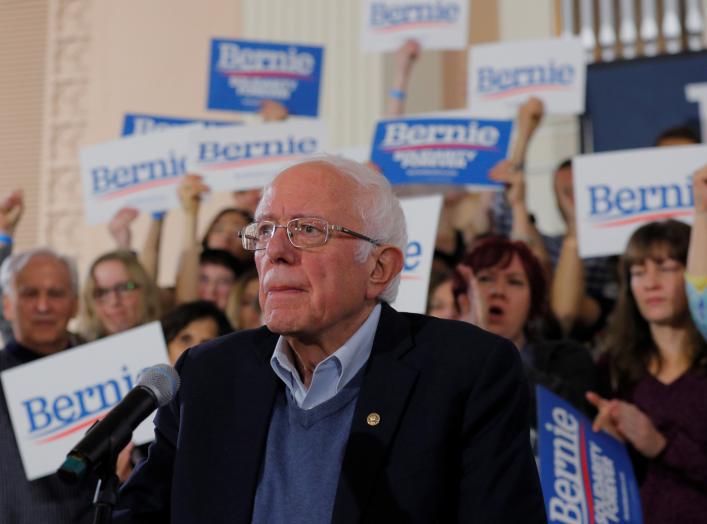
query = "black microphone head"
(136, 364, 180, 406)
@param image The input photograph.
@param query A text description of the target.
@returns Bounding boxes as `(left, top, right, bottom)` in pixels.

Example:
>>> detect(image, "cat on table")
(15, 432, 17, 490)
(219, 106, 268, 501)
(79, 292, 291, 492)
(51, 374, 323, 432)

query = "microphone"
(57, 364, 180, 484)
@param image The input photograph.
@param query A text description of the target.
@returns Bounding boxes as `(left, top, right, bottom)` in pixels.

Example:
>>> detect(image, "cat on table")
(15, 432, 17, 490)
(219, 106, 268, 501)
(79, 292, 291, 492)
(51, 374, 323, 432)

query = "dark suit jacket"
(114, 303, 546, 523)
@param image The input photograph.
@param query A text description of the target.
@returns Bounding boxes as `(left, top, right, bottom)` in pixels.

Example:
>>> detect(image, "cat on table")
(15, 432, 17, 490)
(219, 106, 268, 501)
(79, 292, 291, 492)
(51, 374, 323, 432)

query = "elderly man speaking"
(115, 157, 546, 523)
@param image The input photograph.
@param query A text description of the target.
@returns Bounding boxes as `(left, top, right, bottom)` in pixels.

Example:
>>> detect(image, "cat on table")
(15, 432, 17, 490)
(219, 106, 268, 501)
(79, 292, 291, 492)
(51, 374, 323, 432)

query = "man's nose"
(265, 225, 296, 263)
(36, 293, 50, 312)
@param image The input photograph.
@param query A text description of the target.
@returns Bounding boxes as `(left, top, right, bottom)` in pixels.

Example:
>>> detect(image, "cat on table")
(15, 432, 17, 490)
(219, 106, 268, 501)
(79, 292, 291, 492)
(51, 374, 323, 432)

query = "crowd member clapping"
(160, 300, 232, 364)
(78, 250, 161, 340)
(454, 236, 599, 420)
(587, 219, 707, 524)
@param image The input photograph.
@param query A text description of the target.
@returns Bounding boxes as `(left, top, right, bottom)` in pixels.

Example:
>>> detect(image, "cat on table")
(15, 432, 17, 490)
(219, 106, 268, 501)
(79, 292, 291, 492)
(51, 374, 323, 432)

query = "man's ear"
(3, 293, 14, 324)
(366, 245, 404, 300)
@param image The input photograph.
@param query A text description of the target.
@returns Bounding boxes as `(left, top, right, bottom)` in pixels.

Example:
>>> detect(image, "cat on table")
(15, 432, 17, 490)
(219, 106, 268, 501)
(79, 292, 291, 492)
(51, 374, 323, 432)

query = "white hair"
(0, 247, 79, 299)
(259, 155, 408, 303)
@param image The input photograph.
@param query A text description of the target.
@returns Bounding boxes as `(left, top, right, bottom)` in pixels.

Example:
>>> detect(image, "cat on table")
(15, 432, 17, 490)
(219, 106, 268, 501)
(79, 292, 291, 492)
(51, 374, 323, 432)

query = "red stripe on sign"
(579, 423, 595, 524)
(98, 177, 179, 201)
(375, 21, 453, 33)
(594, 209, 692, 228)
(400, 275, 422, 281)
(222, 71, 311, 80)
(481, 84, 571, 100)
(383, 143, 498, 152)
(203, 154, 303, 171)
(34, 414, 105, 445)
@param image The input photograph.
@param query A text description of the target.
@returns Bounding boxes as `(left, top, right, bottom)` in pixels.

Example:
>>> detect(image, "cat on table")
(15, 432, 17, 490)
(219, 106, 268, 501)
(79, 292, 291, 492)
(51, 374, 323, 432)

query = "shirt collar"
(270, 303, 381, 407)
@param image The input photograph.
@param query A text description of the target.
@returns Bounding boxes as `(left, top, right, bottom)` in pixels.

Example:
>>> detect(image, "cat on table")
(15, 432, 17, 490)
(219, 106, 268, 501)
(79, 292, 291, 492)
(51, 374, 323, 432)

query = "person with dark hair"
(588, 219, 707, 524)
(455, 236, 599, 425)
(197, 249, 241, 311)
(174, 174, 255, 307)
(654, 125, 700, 147)
(160, 300, 232, 364)
(425, 263, 461, 321)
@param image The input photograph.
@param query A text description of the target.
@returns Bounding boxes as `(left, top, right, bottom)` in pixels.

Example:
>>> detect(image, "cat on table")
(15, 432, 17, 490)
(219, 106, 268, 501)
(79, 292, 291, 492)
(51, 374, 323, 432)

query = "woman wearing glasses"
(78, 250, 161, 340)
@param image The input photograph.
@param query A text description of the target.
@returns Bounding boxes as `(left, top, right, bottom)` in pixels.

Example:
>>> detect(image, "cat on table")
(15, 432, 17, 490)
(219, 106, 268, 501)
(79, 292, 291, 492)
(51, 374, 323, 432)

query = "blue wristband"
(389, 89, 406, 100)
(151, 211, 166, 221)
(0, 233, 12, 246)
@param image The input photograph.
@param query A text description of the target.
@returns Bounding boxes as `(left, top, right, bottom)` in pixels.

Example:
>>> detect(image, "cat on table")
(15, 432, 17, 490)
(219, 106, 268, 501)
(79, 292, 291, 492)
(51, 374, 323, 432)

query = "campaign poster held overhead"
(573, 144, 706, 258)
(207, 38, 324, 117)
(122, 113, 240, 136)
(537, 386, 643, 524)
(468, 37, 586, 118)
(187, 120, 327, 192)
(370, 116, 512, 187)
(392, 194, 443, 314)
(1, 323, 169, 480)
(360, 0, 469, 52)
(80, 125, 196, 225)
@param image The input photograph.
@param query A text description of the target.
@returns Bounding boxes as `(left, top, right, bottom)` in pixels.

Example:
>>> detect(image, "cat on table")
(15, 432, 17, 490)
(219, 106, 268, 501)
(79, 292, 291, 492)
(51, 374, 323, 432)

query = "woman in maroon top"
(588, 220, 707, 524)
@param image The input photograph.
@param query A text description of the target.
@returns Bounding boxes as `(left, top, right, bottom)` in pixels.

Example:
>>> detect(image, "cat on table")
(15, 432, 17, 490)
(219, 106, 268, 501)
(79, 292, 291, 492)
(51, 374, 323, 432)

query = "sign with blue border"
(122, 113, 240, 136)
(537, 386, 643, 524)
(207, 38, 324, 117)
(370, 116, 512, 186)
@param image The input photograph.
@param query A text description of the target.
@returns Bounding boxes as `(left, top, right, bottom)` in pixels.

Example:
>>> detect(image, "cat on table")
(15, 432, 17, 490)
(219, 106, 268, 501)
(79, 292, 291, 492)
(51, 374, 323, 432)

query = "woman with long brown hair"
(588, 219, 707, 524)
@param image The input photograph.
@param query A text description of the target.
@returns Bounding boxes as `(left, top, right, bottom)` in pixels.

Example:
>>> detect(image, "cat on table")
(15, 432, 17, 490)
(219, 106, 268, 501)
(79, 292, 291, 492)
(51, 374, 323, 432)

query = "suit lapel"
(332, 304, 419, 523)
(219, 329, 280, 522)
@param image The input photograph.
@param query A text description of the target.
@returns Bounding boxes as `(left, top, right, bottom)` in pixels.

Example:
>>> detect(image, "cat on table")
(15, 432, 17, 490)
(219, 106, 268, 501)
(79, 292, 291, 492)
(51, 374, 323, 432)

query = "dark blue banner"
(122, 113, 239, 136)
(370, 117, 511, 186)
(583, 51, 707, 152)
(537, 386, 643, 524)
(207, 38, 324, 117)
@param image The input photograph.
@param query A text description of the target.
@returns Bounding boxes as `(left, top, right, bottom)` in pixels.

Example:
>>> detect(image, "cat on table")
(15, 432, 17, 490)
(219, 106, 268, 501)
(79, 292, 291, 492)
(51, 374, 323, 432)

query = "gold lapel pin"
(366, 412, 381, 426)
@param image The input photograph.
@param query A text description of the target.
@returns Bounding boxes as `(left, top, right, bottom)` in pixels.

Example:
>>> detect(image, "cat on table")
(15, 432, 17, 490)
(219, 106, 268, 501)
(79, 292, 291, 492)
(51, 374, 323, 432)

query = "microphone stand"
(91, 448, 120, 524)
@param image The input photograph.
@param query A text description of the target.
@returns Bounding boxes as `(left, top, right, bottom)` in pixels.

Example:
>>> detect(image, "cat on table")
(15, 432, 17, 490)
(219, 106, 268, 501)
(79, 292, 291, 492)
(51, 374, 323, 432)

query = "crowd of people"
(0, 39, 705, 523)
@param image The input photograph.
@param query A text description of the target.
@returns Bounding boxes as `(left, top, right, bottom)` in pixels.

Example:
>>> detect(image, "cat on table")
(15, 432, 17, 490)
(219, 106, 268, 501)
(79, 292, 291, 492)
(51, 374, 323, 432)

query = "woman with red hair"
(454, 236, 599, 422)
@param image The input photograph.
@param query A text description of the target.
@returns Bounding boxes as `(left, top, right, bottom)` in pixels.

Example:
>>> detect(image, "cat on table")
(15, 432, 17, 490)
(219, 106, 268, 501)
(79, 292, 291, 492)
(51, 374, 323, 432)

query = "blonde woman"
(79, 250, 161, 340)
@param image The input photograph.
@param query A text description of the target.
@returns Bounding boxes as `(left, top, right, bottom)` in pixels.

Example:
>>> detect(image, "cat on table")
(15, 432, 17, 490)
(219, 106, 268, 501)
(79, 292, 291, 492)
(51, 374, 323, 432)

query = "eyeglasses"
(238, 218, 381, 251)
(92, 281, 140, 302)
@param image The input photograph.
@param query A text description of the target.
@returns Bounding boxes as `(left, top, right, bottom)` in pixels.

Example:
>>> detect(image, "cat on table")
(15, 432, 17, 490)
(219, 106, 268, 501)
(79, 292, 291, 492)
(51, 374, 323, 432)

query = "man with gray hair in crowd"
(116, 156, 546, 523)
(0, 248, 93, 523)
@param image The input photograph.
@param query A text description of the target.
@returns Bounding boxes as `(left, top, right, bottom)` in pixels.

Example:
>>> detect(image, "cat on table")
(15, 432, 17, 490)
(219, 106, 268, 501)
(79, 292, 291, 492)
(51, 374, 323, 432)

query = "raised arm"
(686, 165, 707, 339)
(174, 175, 209, 305)
(0, 190, 23, 342)
(551, 182, 601, 335)
(384, 39, 420, 118)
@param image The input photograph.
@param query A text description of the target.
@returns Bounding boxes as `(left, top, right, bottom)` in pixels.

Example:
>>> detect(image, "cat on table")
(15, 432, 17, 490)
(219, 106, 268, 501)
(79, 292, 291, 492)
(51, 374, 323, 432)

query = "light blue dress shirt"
(270, 303, 381, 410)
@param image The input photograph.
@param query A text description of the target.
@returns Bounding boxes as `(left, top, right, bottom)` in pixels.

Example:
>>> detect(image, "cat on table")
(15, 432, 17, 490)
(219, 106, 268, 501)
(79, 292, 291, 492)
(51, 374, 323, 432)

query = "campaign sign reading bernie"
(468, 37, 585, 118)
(207, 38, 324, 117)
(1, 323, 169, 480)
(370, 116, 511, 187)
(187, 120, 327, 192)
(122, 113, 240, 136)
(573, 144, 707, 258)
(391, 194, 443, 314)
(537, 386, 643, 524)
(80, 125, 196, 225)
(360, 0, 469, 52)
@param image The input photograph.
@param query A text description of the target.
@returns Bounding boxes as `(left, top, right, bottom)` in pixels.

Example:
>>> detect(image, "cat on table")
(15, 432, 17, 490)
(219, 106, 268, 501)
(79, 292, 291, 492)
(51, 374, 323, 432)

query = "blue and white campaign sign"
(187, 120, 327, 192)
(207, 38, 324, 117)
(1, 323, 169, 480)
(574, 144, 706, 258)
(468, 37, 585, 118)
(370, 116, 511, 187)
(391, 195, 443, 314)
(122, 113, 240, 136)
(80, 125, 196, 225)
(360, 0, 469, 52)
(537, 386, 643, 524)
